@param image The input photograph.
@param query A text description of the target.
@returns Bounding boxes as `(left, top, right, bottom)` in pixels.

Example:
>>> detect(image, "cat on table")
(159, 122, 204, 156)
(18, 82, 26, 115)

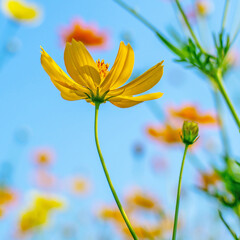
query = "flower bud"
(180, 121, 199, 145)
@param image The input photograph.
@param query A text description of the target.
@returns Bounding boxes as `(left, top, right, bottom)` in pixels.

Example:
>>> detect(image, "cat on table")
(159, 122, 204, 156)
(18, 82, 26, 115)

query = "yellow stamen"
(96, 59, 109, 80)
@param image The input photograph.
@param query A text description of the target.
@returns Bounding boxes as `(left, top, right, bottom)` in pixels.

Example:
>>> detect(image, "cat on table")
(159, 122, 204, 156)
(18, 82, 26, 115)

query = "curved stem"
(94, 102, 139, 240)
(215, 70, 240, 131)
(172, 144, 189, 240)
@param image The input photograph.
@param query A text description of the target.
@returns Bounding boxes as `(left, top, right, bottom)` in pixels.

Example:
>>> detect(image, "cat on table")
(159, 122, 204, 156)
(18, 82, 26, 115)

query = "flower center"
(96, 59, 109, 80)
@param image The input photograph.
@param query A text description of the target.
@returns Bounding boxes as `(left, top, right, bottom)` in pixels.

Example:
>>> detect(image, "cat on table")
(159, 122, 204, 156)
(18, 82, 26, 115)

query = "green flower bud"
(180, 121, 199, 145)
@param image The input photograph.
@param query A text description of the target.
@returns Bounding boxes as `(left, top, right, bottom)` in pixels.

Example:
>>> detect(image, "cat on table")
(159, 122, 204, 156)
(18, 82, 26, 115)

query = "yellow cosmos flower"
(2, 0, 40, 23)
(41, 40, 164, 108)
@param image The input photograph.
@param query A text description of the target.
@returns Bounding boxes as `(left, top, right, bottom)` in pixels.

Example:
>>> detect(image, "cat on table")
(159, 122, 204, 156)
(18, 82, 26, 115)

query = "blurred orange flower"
(98, 188, 173, 239)
(60, 19, 108, 48)
(169, 104, 217, 125)
(125, 189, 160, 211)
(98, 205, 126, 224)
(198, 171, 220, 191)
(33, 148, 55, 166)
(0, 188, 15, 206)
(0, 188, 16, 218)
(147, 123, 181, 145)
(122, 223, 162, 239)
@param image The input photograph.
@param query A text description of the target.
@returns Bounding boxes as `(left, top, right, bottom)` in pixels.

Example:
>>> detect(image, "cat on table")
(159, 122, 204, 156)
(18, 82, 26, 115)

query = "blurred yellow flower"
(196, 0, 213, 17)
(147, 123, 181, 145)
(18, 193, 65, 234)
(41, 40, 164, 108)
(70, 176, 91, 195)
(2, 0, 41, 23)
(169, 104, 217, 125)
(19, 208, 48, 233)
(34, 195, 65, 211)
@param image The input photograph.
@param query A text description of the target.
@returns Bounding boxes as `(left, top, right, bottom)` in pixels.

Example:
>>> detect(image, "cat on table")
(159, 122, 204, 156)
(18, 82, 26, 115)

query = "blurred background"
(0, 0, 240, 239)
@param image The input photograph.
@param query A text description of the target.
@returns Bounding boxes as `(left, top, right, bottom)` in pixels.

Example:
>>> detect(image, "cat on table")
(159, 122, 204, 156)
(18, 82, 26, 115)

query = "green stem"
(174, 0, 205, 53)
(172, 144, 189, 240)
(215, 70, 240, 131)
(221, 0, 230, 33)
(113, 0, 184, 57)
(218, 210, 239, 240)
(231, 19, 240, 45)
(211, 88, 230, 157)
(94, 102, 139, 240)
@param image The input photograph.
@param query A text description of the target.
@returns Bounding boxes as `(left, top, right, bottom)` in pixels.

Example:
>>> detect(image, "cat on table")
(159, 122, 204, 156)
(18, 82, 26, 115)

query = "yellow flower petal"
(40, 47, 88, 100)
(109, 92, 163, 108)
(115, 61, 164, 96)
(65, 40, 101, 88)
(100, 42, 134, 92)
(64, 43, 93, 89)
(106, 88, 125, 99)
(52, 80, 85, 101)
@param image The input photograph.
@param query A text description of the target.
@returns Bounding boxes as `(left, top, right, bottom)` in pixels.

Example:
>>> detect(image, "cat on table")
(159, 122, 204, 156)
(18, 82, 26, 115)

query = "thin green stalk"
(113, 0, 184, 57)
(231, 20, 240, 45)
(172, 144, 189, 240)
(218, 210, 239, 240)
(221, 0, 230, 33)
(215, 70, 240, 131)
(212, 88, 230, 157)
(174, 0, 205, 53)
(94, 102, 139, 240)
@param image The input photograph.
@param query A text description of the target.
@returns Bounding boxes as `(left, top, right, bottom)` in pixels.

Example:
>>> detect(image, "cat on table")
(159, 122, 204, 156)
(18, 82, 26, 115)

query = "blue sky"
(0, 0, 240, 239)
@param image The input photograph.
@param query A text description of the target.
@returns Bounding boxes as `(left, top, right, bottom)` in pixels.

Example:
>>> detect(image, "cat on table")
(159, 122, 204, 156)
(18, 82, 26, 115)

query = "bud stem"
(172, 144, 189, 240)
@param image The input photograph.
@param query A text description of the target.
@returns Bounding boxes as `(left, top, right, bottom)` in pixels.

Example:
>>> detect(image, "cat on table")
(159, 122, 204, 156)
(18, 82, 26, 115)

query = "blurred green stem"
(212, 88, 230, 157)
(219, 210, 239, 240)
(113, 0, 184, 57)
(172, 144, 189, 240)
(221, 0, 230, 32)
(94, 102, 139, 240)
(215, 70, 240, 131)
(174, 0, 205, 53)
